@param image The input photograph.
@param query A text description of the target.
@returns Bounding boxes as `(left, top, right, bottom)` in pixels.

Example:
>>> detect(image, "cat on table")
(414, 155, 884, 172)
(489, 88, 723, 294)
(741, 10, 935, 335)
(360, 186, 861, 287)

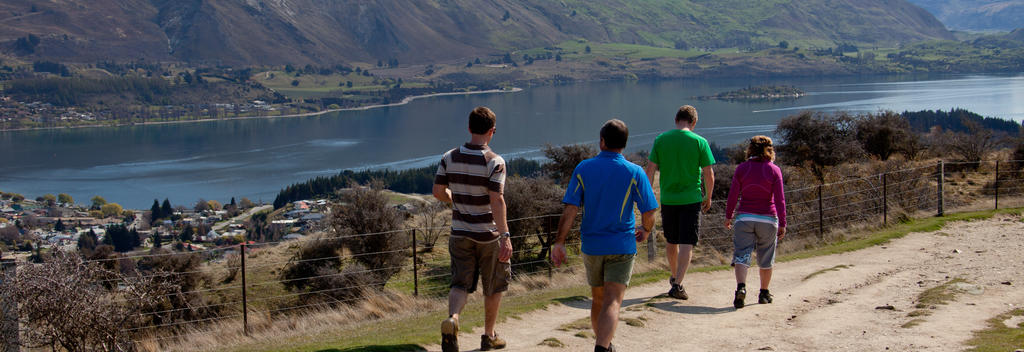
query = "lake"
(2, 74, 1023, 209)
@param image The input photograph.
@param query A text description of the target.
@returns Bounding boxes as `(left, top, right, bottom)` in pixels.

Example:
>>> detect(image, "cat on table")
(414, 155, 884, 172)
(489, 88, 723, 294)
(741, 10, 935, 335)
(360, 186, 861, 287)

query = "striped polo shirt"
(434, 143, 506, 242)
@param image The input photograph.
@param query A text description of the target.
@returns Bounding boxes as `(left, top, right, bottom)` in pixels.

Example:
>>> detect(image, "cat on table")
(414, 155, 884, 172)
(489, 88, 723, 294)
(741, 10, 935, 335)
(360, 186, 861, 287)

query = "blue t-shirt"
(562, 151, 659, 255)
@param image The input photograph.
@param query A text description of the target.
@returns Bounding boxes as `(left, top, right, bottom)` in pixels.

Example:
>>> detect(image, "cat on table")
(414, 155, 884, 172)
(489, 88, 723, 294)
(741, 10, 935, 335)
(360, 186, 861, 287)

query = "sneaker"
(758, 289, 773, 304)
(594, 343, 616, 352)
(734, 287, 746, 309)
(668, 284, 689, 300)
(480, 333, 506, 351)
(441, 316, 459, 352)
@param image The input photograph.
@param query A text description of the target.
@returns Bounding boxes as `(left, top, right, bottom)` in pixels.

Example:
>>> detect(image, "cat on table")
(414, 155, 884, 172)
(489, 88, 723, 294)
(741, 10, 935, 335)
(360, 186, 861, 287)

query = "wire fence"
(2, 159, 1024, 350)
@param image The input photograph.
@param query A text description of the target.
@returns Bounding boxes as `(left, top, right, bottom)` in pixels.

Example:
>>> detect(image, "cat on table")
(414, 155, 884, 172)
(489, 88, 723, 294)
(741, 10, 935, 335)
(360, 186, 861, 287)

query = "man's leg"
(666, 243, 679, 280)
(675, 244, 694, 282)
(448, 288, 469, 319)
(595, 282, 627, 349)
(590, 286, 604, 335)
(483, 292, 503, 337)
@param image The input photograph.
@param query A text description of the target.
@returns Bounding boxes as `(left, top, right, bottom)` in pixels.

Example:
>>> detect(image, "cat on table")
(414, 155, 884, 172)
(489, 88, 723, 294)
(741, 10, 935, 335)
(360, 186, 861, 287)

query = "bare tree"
(413, 199, 449, 253)
(0, 251, 175, 352)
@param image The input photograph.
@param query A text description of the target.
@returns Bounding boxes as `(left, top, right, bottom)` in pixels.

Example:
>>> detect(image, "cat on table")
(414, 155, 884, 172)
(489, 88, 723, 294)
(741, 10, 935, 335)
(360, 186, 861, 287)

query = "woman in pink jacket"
(724, 135, 787, 309)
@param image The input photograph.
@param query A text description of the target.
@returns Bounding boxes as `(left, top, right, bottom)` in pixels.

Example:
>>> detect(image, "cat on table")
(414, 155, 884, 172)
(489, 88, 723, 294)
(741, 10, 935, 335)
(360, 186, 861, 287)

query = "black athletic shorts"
(661, 202, 701, 245)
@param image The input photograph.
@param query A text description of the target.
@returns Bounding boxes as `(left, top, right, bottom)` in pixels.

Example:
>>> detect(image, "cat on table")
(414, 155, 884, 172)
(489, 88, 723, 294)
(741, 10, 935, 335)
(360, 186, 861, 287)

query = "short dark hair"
(675, 105, 698, 124)
(468, 107, 496, 134)
(600, 119, 629, 149)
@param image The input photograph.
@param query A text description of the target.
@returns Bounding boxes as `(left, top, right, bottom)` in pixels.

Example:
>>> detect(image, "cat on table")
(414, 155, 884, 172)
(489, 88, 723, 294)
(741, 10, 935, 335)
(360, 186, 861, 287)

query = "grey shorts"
(732, 220, 778, 269)
(449, 236, 511, 296)
(583, 253, 636, 287)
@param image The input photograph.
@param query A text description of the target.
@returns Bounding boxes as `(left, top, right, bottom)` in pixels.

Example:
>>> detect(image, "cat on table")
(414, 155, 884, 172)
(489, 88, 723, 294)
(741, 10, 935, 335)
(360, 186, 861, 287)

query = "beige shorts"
(583, 253, 636, 287)
(449, 236, 511, 296)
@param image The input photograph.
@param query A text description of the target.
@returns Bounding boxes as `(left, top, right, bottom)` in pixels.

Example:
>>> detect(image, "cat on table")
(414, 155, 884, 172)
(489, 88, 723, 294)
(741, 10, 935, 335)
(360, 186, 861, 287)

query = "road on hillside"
(213, 205, 272, 232)
(426, 215, 1024, 351)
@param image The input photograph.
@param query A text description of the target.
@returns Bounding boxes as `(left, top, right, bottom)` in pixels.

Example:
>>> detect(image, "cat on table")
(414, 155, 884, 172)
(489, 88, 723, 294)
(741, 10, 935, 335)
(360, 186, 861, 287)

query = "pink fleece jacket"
(725, 158, 787, 228)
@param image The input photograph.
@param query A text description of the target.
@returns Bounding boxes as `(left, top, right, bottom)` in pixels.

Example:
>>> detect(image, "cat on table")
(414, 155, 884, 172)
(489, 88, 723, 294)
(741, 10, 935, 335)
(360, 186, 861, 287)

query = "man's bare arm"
(644, 162, 659, 188)
(701, 165, 715, 212)
(432, 184, 452, 203)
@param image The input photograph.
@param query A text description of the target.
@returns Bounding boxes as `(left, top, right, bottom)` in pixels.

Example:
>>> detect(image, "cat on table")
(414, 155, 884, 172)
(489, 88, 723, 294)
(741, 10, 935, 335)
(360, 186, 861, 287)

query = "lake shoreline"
(0, 88, 524, 133)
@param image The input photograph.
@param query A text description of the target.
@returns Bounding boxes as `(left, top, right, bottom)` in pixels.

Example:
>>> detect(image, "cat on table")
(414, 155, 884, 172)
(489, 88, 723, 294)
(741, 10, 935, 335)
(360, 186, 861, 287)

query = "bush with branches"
(503, 176, 566, 262)
(0, 251, 175, 352)
(776, 111, 863, 183)
(412, 199, 449, 253)
(542, 143, 597, 185)
(855, 111, 921, 160)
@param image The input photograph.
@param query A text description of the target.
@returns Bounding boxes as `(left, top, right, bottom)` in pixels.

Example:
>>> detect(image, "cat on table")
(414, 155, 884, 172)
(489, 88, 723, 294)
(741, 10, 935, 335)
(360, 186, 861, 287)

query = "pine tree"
(150, 199, 162, 224)
(54, 219, 65, 232)
(152, 232, 162, 248)
(180, 225, 194, 243)
(161, 199, 172, 219)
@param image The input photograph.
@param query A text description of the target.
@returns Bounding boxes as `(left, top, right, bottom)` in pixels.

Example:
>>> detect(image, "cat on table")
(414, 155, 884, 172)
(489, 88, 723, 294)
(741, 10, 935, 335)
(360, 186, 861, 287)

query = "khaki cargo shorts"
(449, 236, 511, 296)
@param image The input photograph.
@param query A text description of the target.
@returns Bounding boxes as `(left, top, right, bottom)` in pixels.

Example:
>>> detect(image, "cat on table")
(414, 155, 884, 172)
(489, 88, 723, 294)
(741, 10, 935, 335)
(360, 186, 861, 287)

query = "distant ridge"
(905, 0, 1024, 32)
(0, 0, 953, 65)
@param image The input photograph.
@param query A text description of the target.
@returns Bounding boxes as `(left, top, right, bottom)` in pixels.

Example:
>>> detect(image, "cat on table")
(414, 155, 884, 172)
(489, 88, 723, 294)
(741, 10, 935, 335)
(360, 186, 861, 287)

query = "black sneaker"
(758, 289, 773, 304)
(734, 287, 746, 309)
(441, 316, 459, 352)
(595, 343, 616, 352)
(668, 284, 688, 300)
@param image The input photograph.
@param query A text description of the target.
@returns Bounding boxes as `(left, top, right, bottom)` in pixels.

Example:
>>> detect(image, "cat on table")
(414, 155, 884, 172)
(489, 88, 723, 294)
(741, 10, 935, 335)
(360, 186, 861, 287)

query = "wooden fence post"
(1, 258, 17, 352)
(937, 161, 944, 216)
(818, 185, 824, 237)
(412, 229, 419, 297)
(240, 243, 249, 337)
(994, 161, 1000, 210)
(883, 173, 888, 226)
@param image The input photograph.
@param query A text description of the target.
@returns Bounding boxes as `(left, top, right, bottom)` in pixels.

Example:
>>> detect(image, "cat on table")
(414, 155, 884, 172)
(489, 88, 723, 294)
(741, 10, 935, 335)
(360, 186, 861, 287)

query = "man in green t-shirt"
(645, 105, 715, 300)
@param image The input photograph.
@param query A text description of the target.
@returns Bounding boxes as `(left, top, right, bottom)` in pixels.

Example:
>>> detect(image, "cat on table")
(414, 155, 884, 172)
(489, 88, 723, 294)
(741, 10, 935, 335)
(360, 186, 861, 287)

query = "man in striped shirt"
(433, 106, 512, 352)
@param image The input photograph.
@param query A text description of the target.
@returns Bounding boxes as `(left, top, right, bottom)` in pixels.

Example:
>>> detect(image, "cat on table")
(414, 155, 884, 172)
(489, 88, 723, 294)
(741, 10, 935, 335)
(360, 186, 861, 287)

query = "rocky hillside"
(0, 0, 953, 65)
(906, 0, 1024, 31)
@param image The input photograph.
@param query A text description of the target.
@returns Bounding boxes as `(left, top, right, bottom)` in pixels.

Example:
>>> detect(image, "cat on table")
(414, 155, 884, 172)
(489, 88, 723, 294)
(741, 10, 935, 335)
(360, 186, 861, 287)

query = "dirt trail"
(427, 215, 1024, 351)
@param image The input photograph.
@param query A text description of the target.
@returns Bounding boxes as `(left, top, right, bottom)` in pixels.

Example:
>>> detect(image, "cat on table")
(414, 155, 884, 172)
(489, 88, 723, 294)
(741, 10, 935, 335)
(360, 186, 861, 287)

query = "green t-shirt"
(648, 129, 715, 205)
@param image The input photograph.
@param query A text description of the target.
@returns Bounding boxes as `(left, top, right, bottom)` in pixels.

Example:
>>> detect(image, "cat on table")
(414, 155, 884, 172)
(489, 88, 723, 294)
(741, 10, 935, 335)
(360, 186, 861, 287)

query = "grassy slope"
(219, 207, 1023, 352)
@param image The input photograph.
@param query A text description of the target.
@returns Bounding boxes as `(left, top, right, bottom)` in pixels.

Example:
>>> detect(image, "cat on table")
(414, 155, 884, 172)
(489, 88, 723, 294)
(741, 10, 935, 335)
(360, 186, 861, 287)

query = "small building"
(300, 213, 325, 222)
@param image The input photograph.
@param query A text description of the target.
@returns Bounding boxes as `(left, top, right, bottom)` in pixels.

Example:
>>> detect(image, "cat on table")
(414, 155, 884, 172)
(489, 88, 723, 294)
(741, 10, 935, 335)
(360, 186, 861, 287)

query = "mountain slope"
(0, 0, 954, 65)
(905, 0, 1024, 31)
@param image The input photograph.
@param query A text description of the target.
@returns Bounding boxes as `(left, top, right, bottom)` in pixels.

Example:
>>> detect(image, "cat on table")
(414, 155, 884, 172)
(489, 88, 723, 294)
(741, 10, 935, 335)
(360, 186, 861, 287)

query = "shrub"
(0, 251, 174, 352)
(412, 199, 449, 253)
(855, 111, 920, 160)
(543, 143, 597, 185)
(134, 248, 218, 328)
(776, 111, 863, 183)
(504, 176, 566, 262)
(333, 185, 409, 286)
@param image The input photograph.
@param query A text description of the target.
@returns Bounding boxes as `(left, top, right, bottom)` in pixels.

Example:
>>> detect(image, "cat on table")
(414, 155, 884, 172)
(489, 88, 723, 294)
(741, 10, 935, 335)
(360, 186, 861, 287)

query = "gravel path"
(427, 214, 1024, 351)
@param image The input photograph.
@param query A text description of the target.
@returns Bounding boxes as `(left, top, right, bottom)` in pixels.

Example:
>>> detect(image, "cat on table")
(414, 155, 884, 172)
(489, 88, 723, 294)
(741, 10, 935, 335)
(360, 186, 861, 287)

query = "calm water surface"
(2, 74, 1022, 208)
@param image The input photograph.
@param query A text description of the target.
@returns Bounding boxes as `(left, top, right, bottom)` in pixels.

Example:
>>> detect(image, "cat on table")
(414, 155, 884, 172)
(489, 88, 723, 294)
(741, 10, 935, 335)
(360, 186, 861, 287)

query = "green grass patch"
(965, 308, 1024, 352)
(538, 337, 566, 348)
(802, 264, 852, 282)
(901, 319, 926, 329)
(558, 317, 592, 331)
(916, 278, 967, 308)
(315, 345, 425, 352)
(620, 317, 645, 327)
(574, 331, 595, 339)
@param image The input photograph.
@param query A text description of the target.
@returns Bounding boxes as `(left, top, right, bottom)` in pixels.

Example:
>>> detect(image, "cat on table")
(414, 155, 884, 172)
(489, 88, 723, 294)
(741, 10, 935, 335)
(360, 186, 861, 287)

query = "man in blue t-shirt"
(551, 119, 658, 352)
